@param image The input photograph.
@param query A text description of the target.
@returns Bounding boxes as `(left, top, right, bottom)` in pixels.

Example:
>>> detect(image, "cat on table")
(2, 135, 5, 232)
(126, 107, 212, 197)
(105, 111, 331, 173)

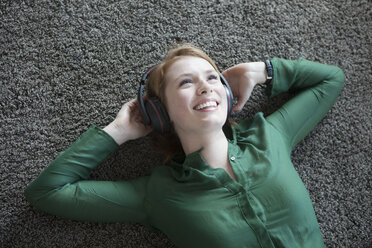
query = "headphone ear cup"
(220, 73, 233, 117)
(224, 85, 233, 117)
(144, 97, 171, 134)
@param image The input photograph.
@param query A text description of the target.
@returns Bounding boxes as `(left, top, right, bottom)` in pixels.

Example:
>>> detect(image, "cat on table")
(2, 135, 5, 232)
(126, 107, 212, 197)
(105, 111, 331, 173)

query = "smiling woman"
(145, 44, 235, 162)
(25, 43, 345, 248)
(163, 57, 229, 149)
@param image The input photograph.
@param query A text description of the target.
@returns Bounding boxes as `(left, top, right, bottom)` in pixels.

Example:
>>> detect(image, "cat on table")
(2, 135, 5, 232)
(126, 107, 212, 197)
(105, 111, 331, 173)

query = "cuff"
(265, 58, 282, 98)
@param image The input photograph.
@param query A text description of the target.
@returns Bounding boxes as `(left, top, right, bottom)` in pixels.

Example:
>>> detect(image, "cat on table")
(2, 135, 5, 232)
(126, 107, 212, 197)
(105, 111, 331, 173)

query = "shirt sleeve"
(24, 125, 150, 226)
(266, 58, 345, 150)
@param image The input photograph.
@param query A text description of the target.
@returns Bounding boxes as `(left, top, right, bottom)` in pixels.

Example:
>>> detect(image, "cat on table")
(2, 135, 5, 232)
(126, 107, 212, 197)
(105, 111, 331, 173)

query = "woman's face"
(163, 56, 228, 136)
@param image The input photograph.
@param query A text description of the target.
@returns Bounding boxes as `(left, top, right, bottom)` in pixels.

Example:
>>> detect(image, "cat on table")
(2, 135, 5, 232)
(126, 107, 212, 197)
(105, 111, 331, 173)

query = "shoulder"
(227, 112, 269, 139)
(227, 113, 287, 149)
(148, 165, 181, 186)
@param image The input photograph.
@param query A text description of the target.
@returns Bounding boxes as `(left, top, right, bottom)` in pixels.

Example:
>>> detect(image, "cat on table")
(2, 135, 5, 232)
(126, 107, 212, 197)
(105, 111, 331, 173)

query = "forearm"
(267, 58, 344, 98)
(25, 125, 118, 204)
(266, 58, 345, 148)
(24, 126, 151, 225)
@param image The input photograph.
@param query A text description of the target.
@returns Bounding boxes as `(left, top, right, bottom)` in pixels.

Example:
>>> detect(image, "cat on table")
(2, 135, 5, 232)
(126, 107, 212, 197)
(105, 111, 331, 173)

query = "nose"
(196, 79, 213, 95)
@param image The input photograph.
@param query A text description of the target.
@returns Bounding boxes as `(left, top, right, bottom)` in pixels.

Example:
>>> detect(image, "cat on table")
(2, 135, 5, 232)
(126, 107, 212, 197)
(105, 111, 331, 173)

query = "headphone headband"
(140, 65, 157, 84)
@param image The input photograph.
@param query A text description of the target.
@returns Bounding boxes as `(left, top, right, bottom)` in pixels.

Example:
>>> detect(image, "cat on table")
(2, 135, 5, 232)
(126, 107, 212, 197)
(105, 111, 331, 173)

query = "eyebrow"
(174, 69, 217, 81)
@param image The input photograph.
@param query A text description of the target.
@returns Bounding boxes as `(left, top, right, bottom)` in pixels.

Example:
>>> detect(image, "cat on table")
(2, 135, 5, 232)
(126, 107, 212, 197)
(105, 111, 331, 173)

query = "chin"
(198, 118, 225, 130)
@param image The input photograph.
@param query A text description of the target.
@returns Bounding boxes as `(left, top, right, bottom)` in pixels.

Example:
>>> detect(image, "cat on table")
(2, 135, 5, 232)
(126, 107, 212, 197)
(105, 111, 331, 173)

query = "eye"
(208, 74, 218, 81)
(179, 79, 192, 86)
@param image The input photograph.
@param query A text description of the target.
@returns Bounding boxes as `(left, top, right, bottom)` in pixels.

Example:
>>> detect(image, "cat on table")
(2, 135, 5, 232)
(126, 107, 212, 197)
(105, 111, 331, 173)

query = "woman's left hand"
(222, 62, 267, 112)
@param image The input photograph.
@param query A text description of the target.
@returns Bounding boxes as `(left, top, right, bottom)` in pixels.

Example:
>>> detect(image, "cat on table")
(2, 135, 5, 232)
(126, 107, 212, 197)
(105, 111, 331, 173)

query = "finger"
(221, 68, 230, 81)
(127, 99, 142, 114)
(129, 96, 148, 112)
(232, 100, 245, 112)
(134, 116, 143, 124)
(232, 86, 254, 112)
(133, 108, 144, 123)
(127, 98, 137, 107)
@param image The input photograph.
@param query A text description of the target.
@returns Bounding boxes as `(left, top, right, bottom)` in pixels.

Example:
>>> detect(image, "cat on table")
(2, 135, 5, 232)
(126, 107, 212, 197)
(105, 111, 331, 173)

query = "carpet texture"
(1, 0, 371, 247)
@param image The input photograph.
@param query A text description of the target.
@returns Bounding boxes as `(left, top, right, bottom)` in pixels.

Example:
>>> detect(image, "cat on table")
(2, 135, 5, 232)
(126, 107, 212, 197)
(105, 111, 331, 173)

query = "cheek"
(176, 93, 191, 109)
(217, 87, 228, 113)
(165, 92, 191, 121)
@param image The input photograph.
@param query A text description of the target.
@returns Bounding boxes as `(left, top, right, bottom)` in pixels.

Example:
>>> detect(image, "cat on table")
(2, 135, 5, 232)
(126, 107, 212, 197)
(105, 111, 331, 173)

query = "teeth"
(195, 101, 217, 110)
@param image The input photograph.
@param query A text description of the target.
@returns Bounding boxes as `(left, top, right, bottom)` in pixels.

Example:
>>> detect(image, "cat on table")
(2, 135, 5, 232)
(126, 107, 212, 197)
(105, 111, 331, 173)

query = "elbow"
(24, 183, 54, 213)
(324, 66, 345, 97)
(24, 180, 44, 207)
(332, 66, 345, 89)
(24, 183, 37, 206)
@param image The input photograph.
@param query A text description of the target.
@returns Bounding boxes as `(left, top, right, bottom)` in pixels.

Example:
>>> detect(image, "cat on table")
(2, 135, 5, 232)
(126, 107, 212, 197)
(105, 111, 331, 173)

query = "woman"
(25, 44, 345, 248)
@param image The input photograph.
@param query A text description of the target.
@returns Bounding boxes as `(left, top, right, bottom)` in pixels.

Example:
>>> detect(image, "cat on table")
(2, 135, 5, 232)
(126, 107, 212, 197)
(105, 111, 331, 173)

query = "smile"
(194, 100, 219, 110)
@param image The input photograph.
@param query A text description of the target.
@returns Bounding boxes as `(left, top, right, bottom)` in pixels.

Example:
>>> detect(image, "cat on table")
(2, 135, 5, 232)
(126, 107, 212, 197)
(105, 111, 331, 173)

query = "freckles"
(172, 96, 191, 124)
(178, 97, 190, 109)
(166, 96, 187, 122)
(175, 92, 191, 108)
(175, 103, 188, 120)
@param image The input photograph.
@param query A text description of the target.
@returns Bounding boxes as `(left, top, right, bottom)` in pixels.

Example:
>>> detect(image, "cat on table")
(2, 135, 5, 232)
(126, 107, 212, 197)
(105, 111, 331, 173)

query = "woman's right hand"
(103, 98, 153, 145)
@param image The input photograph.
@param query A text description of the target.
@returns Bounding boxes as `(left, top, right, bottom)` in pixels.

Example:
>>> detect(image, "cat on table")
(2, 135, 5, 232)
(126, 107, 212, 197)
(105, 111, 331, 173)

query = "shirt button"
(230, 156, 236, 161)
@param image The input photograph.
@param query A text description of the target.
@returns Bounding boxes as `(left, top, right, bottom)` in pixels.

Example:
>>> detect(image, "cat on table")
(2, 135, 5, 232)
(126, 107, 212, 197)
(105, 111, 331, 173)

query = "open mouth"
(193, 100, 219, 110)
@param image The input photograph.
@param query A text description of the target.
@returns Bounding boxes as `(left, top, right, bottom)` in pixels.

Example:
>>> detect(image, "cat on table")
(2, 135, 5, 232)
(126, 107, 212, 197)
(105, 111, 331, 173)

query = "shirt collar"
(167, 123, 237, 171)
(167, 146, 207, 171)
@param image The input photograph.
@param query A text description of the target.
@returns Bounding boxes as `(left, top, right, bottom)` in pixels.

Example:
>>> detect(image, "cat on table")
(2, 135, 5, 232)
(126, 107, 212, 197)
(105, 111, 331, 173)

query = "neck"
(178, 128, 229, 169)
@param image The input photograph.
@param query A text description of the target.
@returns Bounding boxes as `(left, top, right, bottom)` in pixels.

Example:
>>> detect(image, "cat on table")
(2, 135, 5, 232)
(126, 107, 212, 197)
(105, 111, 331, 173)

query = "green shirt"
(25, 58, 345, 248)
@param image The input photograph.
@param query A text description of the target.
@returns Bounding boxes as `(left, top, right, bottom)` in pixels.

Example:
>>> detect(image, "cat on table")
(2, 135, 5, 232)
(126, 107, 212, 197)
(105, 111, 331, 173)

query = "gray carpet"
(1, 0, 371, 247)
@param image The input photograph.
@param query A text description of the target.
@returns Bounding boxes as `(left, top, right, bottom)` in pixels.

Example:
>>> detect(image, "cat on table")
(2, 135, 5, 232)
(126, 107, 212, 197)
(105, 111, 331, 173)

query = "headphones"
(138, 65, 234, 135)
